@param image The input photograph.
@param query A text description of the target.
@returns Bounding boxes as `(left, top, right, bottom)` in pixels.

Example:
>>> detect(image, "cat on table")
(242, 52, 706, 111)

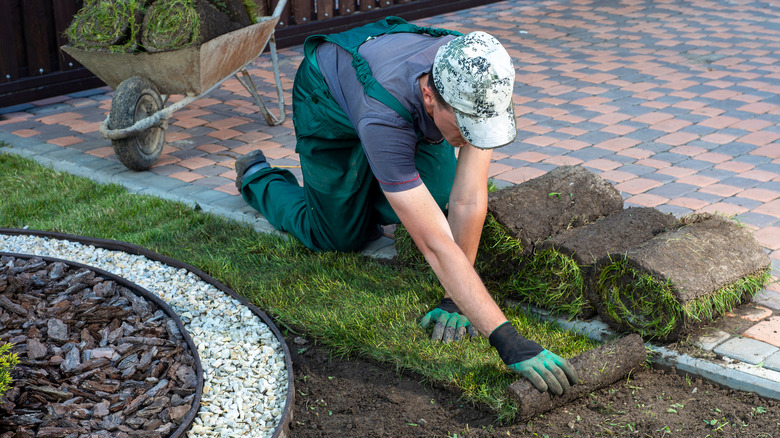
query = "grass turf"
(596, 257, 771, 340)
(0, 151, 596, 422)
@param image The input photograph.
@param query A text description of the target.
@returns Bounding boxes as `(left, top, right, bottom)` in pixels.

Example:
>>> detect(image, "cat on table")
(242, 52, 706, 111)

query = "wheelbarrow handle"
(99, 94, 197, 140)
(272, 0, 288, 19)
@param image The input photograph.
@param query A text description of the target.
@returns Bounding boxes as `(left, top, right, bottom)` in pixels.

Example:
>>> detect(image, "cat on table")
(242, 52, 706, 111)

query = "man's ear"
(420, 74, 436, 107)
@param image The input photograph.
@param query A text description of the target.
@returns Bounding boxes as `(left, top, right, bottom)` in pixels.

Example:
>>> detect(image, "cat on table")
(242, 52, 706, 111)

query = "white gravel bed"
(1, 234, 289, 437)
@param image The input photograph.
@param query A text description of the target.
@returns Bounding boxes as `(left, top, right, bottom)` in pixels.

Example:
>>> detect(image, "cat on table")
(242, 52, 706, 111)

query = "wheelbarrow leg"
(236, 34, 286, 126)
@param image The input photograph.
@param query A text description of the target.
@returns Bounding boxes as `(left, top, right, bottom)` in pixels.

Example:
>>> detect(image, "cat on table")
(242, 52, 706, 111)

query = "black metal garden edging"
(0, 228, 295, 438)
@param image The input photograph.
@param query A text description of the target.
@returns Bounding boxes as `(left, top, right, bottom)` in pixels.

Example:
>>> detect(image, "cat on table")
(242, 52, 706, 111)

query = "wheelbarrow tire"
(109, 76, 166, 171)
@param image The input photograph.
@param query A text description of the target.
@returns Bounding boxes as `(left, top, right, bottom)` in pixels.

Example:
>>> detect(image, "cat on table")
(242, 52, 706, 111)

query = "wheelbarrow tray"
(61, 16, 279, 96)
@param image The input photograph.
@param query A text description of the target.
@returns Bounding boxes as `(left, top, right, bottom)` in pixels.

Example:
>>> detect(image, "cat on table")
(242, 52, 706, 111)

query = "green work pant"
(240, 53, 457, 252)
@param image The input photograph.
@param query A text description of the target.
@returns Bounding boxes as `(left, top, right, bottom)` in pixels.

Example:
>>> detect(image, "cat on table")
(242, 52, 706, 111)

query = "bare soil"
(287, 334, 780, 437)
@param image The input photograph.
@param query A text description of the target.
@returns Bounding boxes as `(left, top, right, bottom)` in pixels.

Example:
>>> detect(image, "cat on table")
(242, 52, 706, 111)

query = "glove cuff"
(437, 297, 461, 314)
(488, 321, 545, 365)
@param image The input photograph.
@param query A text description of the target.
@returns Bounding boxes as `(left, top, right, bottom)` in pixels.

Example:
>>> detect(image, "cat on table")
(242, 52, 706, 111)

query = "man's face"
(432, 102, 469, 148)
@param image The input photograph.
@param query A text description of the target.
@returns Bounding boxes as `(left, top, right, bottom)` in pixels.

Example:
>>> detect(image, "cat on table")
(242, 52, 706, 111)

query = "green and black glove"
(489, 321, 578, 395)
(420, 298, 478, 343)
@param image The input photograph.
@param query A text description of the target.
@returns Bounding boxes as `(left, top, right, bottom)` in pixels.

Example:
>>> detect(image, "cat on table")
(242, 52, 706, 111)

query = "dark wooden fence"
(0, 0, 501, 108)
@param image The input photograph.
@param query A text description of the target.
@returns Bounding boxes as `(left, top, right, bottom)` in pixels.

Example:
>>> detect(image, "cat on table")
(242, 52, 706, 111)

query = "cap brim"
(455, 105, 517, 149)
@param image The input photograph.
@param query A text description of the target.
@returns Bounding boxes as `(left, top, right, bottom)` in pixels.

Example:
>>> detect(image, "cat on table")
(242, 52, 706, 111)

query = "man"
(235, 17, 578, 395)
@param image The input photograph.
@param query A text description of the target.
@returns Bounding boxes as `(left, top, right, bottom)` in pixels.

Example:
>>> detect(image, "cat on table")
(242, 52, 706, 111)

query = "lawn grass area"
(0, 150, 597, 422)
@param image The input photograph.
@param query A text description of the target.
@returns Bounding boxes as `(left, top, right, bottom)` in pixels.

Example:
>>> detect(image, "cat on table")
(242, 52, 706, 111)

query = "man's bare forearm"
(423, 235, 506, 336)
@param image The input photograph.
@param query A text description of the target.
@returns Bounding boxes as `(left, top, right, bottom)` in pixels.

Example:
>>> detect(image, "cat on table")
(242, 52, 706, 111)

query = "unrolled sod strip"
(507, 334, 647, 422)
(591, 213, 772, 342)
(517, 207, 676, 317)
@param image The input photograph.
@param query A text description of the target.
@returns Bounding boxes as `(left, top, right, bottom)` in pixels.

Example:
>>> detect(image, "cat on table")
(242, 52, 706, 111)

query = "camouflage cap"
(433, 31, 516, 149)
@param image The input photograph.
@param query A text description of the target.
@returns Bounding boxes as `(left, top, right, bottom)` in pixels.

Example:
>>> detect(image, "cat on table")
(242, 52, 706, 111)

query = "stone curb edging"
(0, 228, 295, 438)
(544, 310, 780, 402)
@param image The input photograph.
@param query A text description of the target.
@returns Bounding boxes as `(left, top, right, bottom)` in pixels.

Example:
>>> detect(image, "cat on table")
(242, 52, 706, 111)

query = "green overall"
(240, 17, 462, 252)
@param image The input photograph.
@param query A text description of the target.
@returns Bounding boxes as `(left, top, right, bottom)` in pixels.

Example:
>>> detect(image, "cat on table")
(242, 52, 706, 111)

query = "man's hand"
(421, 298, 478, 343)
(489, 321, 578, 396)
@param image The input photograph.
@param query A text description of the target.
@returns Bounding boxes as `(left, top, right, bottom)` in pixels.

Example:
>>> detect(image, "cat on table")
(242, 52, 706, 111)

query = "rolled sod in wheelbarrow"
(66, 0, 148, 53)
(142, 0, 240, 53)
(508, 333, 647, 422)
(592, 213, 772, 342)
(487, 166, 624, 253)
(514, 207, 676, 317)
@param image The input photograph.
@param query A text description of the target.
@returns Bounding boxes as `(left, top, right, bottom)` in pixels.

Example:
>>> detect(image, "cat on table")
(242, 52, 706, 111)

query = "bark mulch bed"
(0, 254, 200, 438)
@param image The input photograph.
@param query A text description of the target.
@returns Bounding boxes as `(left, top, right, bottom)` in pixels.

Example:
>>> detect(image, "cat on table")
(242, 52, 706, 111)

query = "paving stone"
(654, 204, 693, 217)
(742, 316, 780, 347)
(726, 304, 774, 322)
(66, 88, 109, 99)
(613, 163, 657, 177)
(715, 176, 760, 189)
(565, 147, 614, 161)
(713, 143, 760, 158)
(754, 163, 780, 175)
(734, 212, 780, 229)
(681, 124, 719, 136)
(734, 154, 772, 166)
(765, 351, 780, 373)
(725, 197, 763, 210)
(753, 289, 780, 311)
(756, 181, 780, 193)
(26, 103, 72, 115)
(675, 158, 712, 171)
(645, 182, 698, 198)
(713, 337, 779, 365)
(189, 188, 233, 205)
(190, 175, 233, 190)
(693, 330, 733, 351)
(0, 103, 35, 114)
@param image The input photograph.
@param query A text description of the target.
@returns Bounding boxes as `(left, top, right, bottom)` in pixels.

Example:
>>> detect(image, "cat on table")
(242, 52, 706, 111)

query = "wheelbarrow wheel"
(109, 76, 166, 171)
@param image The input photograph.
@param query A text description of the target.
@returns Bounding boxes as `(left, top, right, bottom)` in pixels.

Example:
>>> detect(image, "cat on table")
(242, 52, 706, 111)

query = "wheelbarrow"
(61, 1, 287, 171)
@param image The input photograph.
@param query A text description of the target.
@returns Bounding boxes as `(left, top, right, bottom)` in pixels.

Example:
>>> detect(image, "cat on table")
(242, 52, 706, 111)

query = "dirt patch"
(287, 334, 780, 437)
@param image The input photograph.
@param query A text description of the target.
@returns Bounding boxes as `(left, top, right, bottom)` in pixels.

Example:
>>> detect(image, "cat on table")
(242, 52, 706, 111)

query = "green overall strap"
(302, 16, 462, 124)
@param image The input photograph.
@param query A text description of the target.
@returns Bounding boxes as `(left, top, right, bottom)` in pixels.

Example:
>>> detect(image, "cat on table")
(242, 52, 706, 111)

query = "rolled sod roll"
(141, 0, 239, 53)
(66, 0, 148, 53)
(514, 207, 676, 317)
(591, 213, 772, 342)
(508, 334, 647, 422)
(487, 166, 624, 254)
(216, 0, 254, 26)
